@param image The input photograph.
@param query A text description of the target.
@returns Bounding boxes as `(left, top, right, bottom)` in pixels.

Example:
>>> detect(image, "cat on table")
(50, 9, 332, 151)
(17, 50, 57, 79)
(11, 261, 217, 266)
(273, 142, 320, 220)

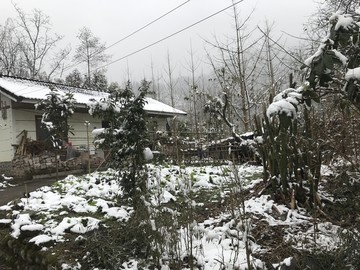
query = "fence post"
(85, 121, 91, 174)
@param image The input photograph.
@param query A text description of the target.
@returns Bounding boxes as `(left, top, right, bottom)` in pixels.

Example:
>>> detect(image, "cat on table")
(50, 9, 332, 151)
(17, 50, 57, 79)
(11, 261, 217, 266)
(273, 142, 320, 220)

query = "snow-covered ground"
(0, 174, 16, 191)
(0, 163, 348, 269)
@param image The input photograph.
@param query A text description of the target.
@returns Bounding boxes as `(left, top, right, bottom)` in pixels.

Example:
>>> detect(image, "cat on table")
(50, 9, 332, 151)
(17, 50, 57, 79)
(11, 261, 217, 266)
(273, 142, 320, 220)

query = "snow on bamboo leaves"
(268, 10, 360, 123)
(301, 10, 360, 105)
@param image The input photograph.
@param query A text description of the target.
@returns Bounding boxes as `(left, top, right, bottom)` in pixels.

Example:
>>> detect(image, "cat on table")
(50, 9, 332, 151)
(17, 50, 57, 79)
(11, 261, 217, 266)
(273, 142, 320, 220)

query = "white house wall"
(2, 104, 171, 163)
(0, 94, 14, 162)
(13, 108, 38, 141)
(10, 108, 101, 160)
(68, 112, 101, 150)
(157, 118, 167, 131)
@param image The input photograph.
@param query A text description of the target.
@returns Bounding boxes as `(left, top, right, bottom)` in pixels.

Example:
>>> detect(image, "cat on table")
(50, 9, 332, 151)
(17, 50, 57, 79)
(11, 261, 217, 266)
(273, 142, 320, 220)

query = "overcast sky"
(2, 0, 319, 83)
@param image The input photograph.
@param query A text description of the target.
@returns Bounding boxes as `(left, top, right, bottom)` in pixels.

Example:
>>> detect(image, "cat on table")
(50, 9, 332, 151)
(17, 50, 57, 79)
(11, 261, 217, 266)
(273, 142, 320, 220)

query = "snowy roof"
(0, 75, 186, 117)
(143, 97, 187, 116)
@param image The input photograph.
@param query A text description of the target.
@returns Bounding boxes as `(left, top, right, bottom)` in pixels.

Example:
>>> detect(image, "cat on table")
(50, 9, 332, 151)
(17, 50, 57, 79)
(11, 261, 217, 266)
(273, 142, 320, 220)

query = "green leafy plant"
(35, 86, 75, 148)
(259, 9, 360, 206)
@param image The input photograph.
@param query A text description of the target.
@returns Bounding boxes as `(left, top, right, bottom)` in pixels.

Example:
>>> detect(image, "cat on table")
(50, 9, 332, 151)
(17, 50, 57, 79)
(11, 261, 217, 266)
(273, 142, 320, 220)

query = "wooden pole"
(85, 121, 91, 174)
(56, 150, 59, 180)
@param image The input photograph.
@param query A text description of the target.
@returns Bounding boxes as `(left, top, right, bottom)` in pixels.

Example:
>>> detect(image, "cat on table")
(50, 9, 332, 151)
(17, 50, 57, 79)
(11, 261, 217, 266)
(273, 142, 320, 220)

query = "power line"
(104, 0, 191, 52)
(96, 0, 244, 71)
(17, 0, 244, 96)
(61, 0, 191, 74)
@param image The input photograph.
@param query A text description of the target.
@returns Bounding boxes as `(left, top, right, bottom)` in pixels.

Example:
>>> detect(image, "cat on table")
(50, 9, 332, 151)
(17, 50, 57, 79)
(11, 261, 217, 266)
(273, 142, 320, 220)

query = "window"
(35, 115, 50, 141)
(102, 121, 110, 128)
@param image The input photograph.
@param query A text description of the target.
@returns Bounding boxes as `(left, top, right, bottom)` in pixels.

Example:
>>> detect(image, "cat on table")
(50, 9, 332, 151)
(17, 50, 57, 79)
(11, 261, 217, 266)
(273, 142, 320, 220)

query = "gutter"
(15, 98, 89, 109)
(145, 110, 187, 117)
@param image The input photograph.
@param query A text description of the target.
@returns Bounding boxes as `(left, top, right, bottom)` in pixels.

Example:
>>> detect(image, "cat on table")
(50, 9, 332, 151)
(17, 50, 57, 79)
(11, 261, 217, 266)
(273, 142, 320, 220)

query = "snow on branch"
(303, 44, 327, 67)
(303, 43, 348, 68)
(329, 11, 357, 31)
(333, 49, 348, 65)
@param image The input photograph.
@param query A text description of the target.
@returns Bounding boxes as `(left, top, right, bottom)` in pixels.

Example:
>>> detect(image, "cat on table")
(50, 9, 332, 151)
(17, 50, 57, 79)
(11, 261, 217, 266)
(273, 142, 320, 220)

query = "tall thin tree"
(73, 27, 110, 87)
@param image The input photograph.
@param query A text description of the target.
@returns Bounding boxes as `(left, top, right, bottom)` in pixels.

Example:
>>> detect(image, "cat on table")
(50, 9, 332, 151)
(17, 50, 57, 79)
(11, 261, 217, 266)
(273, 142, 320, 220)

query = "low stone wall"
(0, 216, 85, 269)
(0, 229, 61, 269)
(0, 162, 12, 177)
(3, 152, 105, 180)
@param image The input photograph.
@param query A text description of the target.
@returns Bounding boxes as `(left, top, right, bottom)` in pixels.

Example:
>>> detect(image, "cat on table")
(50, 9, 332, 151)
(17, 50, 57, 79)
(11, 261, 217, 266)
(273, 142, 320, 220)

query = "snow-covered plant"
(259, 9, 360, 203)
(35, 86, 75, 148)
(146, 168, 182, 268)
(204, 90, 243, 142)
(90, 80, 150, 199)
(220, 165, 254, 270)
(266, 84, 320, 128)
(176, 169, 198, 269)
(267, 9, 360, 121)
(302, 10, 360, 107)
(259, 94, 324, 203)
(90, 80, 158, 264)
(203, 95, 228, 136)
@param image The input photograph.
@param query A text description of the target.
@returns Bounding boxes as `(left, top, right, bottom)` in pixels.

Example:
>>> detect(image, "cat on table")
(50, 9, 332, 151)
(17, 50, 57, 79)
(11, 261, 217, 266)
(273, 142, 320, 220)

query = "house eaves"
(145, 110, 185, 118)
(0, 75, 187, 116)
(0, 85, 23, 102)
(16, 97, 91, 110)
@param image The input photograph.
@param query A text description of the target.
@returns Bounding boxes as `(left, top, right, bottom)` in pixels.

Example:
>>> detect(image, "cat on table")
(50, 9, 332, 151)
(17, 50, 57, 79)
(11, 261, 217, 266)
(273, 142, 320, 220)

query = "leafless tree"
(205, 4, 292, 134)
(205, 7, 264, 132)
(164, 50, 178, 108)
(150, 58, 162, 100)
(184, 41, 202, 138)
(13, 5, 70, 79)
(73, 27, 110, 86)
(0, 19, 23, 76)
